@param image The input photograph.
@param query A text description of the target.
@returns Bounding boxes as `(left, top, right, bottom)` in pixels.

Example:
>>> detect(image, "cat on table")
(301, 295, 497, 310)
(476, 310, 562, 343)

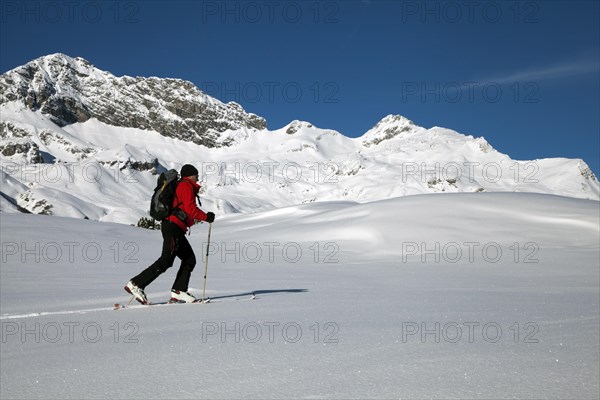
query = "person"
(125, 164, 215, 304)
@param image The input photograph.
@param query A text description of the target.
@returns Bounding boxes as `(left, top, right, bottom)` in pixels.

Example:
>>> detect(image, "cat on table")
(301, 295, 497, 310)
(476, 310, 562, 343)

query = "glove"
(205, 212, 215, 223)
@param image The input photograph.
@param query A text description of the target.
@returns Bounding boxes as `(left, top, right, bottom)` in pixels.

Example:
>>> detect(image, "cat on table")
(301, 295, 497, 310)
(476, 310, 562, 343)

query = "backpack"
(149, 169, 181, 221)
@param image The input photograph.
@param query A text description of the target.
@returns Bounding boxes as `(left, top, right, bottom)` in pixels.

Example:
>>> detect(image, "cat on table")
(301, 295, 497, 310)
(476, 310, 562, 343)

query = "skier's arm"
(179, 183, 208, 222)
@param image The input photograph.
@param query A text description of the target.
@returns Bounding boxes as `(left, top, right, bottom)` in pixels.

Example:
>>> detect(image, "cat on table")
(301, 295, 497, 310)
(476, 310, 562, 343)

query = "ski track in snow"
(1, 307, 118, 320)
(1, 294, 258, 320)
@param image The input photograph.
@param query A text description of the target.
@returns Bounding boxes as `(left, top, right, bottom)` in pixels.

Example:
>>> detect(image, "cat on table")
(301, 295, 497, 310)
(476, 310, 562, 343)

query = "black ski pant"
(131, 220, 196, 292)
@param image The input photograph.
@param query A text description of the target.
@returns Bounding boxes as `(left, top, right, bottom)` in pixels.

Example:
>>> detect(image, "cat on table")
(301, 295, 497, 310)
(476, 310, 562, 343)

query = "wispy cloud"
(480, 58, 600, 84)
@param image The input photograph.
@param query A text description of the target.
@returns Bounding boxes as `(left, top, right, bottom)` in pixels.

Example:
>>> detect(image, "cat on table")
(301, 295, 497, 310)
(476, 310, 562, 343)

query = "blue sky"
(1, 0, 599, 174)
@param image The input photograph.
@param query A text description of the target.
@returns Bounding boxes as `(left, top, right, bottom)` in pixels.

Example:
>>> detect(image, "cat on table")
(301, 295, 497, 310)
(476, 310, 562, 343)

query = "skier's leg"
(130, 221, 179, 288)
(171, 234, 196, 292)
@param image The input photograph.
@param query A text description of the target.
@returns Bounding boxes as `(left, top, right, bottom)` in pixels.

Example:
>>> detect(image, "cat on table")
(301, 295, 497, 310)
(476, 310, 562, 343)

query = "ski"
(114, 292, 256, 310)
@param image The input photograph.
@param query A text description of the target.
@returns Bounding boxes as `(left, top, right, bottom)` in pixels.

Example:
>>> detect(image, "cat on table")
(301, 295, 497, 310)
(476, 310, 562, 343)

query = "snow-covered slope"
(1, 193, 598, 398)
(1, 54, 598, 225)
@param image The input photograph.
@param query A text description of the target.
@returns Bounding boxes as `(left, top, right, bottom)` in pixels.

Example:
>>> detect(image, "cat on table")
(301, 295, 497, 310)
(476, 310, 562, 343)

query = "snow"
(1, 192, 598, 399)
(2, 101, 599, 227)
(2, 53, 599, 398)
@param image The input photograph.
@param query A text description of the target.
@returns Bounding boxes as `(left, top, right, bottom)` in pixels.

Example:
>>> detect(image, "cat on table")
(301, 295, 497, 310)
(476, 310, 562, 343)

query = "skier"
(125, 164, 215, 304)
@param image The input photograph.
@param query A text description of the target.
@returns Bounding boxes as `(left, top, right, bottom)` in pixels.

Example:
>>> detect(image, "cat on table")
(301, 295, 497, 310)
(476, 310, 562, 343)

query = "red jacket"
(167, 177, 208, 231)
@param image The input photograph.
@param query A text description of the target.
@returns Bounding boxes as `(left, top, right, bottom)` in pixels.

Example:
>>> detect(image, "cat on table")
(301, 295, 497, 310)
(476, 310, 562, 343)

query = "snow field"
(1, 192, 598, 398)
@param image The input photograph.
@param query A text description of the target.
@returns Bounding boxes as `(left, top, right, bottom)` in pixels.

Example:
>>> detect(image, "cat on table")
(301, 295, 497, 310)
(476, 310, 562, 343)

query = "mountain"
(1, 54, 598, 224)
(0, 53, 266, 147)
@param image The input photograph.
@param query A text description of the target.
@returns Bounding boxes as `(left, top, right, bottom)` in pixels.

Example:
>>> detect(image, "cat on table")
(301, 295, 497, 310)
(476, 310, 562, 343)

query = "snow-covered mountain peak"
(280, 120, 316, 135)
(0, 54, 266, 148)
(378, 114, 414, 126)
(275, 120, 344, 140)
(6, 54, 109, 92)
(43, 53, 99, 73)
(360, 114, 424, 147)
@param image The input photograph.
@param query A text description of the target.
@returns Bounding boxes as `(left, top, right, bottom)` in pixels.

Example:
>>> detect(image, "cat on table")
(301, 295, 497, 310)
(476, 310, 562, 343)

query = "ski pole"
(201, 222, 212, 304)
